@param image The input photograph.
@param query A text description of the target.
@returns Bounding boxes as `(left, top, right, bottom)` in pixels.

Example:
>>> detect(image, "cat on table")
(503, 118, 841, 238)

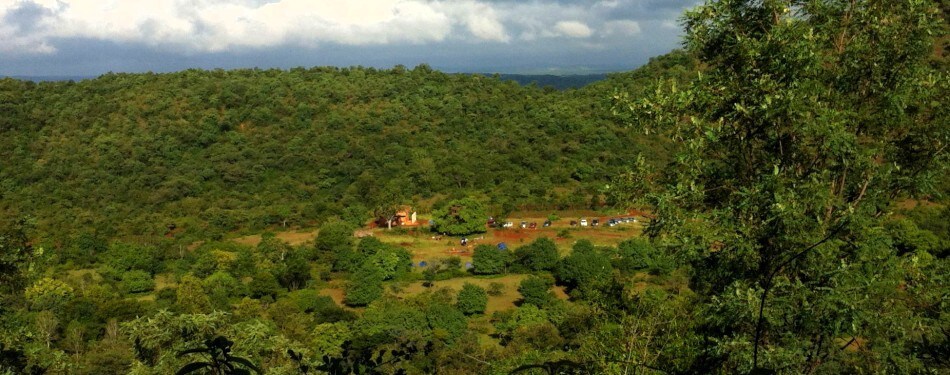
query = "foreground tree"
(620, 0, 947, 373)
(176, 336, 261, 375)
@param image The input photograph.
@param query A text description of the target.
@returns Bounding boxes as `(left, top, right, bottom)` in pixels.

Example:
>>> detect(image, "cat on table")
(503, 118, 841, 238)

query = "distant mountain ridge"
(486, 74, 609, 90)
(7, 73, 609, 89)
(5, 75, 95, 82)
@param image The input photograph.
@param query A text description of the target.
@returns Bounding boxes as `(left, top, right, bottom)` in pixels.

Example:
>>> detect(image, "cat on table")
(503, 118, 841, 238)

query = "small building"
(377, 205, 419, 229)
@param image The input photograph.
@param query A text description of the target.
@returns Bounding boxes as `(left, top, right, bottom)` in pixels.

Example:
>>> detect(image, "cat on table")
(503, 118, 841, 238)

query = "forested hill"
(492, 74, 608, 90)
(0, 55, 690, 240)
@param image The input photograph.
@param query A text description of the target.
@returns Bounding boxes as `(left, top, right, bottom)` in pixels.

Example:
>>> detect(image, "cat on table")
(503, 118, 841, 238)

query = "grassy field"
(232, 228, 320, 247)
(225, 210, 648, 255)
(369, 217, 644, 264)
(230, 210, 648, 313)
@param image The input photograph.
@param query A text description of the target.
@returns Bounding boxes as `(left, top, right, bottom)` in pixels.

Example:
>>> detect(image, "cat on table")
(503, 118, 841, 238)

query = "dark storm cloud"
(2, 0, 52, 32)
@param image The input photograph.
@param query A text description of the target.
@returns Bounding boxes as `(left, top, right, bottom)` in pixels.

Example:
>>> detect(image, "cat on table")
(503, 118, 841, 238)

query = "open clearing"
(232, 228, 319, 247)
(231, 210, 647, 312)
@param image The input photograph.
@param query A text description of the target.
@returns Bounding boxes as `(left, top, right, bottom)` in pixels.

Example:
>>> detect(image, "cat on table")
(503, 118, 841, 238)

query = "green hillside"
(0, 1, 946, 374)
(0, 61, 681, 241)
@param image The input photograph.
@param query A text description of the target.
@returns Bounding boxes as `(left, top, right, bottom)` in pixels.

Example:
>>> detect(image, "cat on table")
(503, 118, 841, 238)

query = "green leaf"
(176, 362, 212, 375)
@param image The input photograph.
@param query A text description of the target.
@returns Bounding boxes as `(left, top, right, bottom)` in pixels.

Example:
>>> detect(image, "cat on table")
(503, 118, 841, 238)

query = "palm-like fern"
(176, 336, 261, 375)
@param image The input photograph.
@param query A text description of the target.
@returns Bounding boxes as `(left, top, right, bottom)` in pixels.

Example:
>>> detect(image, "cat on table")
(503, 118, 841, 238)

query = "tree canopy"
(617, 0, 948, 372)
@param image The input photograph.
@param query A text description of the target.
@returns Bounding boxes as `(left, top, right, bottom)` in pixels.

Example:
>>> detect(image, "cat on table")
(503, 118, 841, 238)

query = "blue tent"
(419, 261, 428, 267)
(497, 242, 508, 250)
(465, 262, 473, 269)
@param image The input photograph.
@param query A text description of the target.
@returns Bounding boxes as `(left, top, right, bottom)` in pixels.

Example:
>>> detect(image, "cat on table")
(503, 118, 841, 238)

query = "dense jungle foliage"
(1, 0, 948, 374)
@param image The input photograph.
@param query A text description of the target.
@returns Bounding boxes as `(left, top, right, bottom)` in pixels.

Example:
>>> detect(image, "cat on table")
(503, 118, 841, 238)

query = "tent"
(497, 242, 508, 250)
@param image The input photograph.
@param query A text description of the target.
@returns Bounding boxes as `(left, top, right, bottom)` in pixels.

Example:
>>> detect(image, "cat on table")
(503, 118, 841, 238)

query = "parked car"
(580, 219, 588, 227)
(592, 219, 599, 226)
(543, 220, 552, 227)
(570, 220, 578, 226)
(607, 219, 617, 227)
(528, 222, 537, 229)
(503, 222, 514, 228)
(520, 221, 528, 228)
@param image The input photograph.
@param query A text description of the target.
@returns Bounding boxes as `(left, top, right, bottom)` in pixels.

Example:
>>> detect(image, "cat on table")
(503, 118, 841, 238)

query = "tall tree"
(431, 198, 487, 236)
(621, 0, 947, 372)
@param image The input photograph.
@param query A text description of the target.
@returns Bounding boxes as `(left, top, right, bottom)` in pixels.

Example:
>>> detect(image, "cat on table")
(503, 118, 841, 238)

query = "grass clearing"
(227, 210, 648, 312)
(232, 228, 319, 247)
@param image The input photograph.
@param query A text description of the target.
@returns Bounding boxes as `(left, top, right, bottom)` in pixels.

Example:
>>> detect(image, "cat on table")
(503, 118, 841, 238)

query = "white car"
(580, 219, 588, 227)
(503, 221, 514, 228)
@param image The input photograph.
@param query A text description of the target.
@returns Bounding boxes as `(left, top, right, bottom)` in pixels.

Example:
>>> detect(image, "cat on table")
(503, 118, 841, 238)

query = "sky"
(0, 0, 700, 76)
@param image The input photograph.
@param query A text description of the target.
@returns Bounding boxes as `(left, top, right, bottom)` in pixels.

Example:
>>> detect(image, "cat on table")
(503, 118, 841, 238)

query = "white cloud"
(431, 1, 509, 42)
(0, 0, 684, 57)
(602, 20, 640, 36)
(554, 21, 592, 38)
(0, 0, 457, 53)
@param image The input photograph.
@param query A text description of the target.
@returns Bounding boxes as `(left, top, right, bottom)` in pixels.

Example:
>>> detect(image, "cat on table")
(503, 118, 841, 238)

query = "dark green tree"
(343, 263, 384, 307)
(518, 275, 555, 307)
(314, 219, 356, 272)
(431, 198, 487, 236)
(455, 283, 488, 315)
(555, 246, 611, 291)
(120, 270, 155, 294)
(514, 237, 559, 272)
(471, 244, 509, 275)
(248, 271, 283, 300)
(620, 0, 948, 372)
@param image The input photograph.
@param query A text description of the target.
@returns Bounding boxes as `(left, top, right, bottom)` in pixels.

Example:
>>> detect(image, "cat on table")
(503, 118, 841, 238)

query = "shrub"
(472, 244, 509, 275)
(514, 237, 559, 272)
(432, 198, 488, 236)
(344, 263, 384, 307)
(120, 270, 155, 294)
(556, 247, 612, 290)
(487, 282, 505, 296)
(518, 275, 555, 306)
(456, 283, 488, 315)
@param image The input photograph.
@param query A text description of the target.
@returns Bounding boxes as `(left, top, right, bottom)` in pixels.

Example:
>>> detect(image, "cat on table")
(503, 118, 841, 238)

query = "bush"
(25, 277, 74, 312)
(885, 217, 941, 256)
(432, 198, 488, 236)
(456, 283, 488, 315)
(286, 288, 354, 323)
(249, 271, 284, 300)
(514, 237, 559, 271)
(120, 270, 155, 294)
(425, 303, 468, 340)
(556, 247, 612, 290)
(472, 244, 509, 275)
(203, 271, 245, 308)
(518, 275, 554, 306)
(487, 282, 505, 296)
(366, 246, 413, 280)
(344, 263, 384, 307)
(615, 238, 675, 275)
(314, 218, 356, 271)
